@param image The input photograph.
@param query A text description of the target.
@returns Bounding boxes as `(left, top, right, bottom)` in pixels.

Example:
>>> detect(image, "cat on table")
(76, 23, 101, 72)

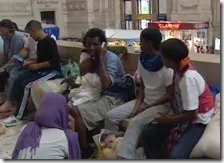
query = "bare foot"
(0, 101, 15, 113)
(0, 110, 13, 119)
(0, 124, 7, 135)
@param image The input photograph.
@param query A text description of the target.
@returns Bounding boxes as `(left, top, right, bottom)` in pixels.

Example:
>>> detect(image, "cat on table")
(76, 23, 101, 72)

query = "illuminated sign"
(158, 23, 181, 30)
(194, 23, 209, 29)
(148, 22, 209, 30)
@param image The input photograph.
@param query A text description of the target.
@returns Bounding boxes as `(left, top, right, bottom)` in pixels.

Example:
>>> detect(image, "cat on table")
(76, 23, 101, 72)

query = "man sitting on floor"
(2, 20, 61, 127)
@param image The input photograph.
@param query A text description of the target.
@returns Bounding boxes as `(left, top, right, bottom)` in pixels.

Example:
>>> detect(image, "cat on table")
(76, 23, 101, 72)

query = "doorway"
(40, 11, 56, 24)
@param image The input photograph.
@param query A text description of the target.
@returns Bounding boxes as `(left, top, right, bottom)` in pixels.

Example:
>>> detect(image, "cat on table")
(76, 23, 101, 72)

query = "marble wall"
(168, 0, 220, 50)
(0, 0, 219, 40)
(0, 0, 121, 38)
(0, 0, 33, 27)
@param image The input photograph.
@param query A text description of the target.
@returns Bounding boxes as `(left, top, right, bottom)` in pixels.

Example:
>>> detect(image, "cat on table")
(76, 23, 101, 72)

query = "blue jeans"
(142, 123, 206, 159)
(7, 66, 27, 101)
(0, 63, 19, 93)
(11, 69, 58, 119)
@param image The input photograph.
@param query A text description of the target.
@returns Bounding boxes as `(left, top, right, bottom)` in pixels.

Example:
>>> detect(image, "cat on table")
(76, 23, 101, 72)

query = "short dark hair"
(140, 28, 162, 50)
(0, 19, 14, 33)
(12, 22, 19, 31)
(160, 38, 189, 63)
(25, 20, 42, 31)
(82, 28, 107, 46)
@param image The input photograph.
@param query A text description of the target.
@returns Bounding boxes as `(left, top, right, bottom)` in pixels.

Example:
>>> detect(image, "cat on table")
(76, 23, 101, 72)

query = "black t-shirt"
(37, 35, 61, 72)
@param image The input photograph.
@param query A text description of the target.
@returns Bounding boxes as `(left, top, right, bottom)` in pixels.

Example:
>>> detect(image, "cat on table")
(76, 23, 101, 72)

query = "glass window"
(124, 0, 133, 29)
(197, 31, 206, 38)
(137, 0, 152, 29)
(124, 0, 132, 14)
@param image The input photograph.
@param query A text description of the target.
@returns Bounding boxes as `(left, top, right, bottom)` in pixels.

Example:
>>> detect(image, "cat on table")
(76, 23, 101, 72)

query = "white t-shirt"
(18, 128, 69, 159)
(138, 61, 174, 105)
(24, 36, 37, 58)
(178, 70, 214, 124)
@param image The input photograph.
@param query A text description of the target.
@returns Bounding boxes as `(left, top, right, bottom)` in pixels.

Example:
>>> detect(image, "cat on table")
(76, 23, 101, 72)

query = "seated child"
(68, 58, 102, 107)
(141, 38, 215, 159)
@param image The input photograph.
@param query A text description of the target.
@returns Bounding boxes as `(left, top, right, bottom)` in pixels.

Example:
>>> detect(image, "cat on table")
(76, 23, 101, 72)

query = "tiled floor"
(0, 119, 27, 159)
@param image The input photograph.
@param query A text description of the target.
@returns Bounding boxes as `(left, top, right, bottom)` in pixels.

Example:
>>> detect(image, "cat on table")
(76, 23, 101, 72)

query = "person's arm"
(33, 39, 59, 70)
(19, 48, 29, 58)
(130, 78, 145, 117)
(155, 74, 200, 124)
(98, 49, 117, 89)
(11, 35, 25, 56)
(19, 36, 33, 58)
(35, 61, 51, 69)
(147, 85, 173, 108)
(170, 110, 197, 123)
(154, 110, 197, 125)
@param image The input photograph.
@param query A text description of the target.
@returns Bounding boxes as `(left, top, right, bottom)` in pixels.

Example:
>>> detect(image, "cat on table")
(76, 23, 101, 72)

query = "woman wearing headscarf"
(12, 93, 81, 159)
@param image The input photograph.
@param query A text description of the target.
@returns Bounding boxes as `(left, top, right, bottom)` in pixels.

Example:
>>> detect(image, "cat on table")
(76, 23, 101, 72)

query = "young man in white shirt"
(104, 28, 174, 159)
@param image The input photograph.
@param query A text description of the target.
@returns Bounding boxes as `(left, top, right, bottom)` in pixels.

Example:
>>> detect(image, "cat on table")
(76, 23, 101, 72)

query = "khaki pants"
(117, 104, 170, 159)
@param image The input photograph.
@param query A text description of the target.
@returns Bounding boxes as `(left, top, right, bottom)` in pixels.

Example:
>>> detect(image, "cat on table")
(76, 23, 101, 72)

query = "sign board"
(148, 22, 209, 30)
(157, 14, 167, 21)
(125, 14, 132, 21)
(135, 14, 153, 20)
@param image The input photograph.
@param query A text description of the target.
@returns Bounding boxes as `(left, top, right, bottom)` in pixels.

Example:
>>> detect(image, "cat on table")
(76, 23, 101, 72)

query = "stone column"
(131, 0, 137, 29)
(151, 0, 158, 21)
(120, 0, 125, 29)
(86, 0, 94, 28)
(172, 0, 178, 14)
(105, 0, 110, 28)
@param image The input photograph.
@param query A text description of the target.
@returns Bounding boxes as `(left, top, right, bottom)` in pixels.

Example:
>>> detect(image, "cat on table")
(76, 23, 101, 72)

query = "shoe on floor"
(3, 115, 22, 127)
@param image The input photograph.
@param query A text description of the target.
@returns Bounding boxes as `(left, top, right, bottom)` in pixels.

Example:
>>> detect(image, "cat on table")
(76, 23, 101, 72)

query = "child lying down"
(68, 58, 102, 107)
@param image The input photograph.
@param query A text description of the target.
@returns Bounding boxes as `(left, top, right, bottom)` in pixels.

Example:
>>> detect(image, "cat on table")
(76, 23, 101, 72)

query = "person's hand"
(0, 67, 4, 73)
(9, 57, 17, 64)
(154, 113, 173, 124)
(167, 109, 175, 116)
(131, 102, 148, 117)
(23, 60, 34, 67)
(28, 64, 40, 71)
(99, 42, 107, 59)
(68, 115, 75, 131)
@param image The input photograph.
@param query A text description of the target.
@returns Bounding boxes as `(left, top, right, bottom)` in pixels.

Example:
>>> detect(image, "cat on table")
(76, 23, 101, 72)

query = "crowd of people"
(0, 18, 215, 160)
